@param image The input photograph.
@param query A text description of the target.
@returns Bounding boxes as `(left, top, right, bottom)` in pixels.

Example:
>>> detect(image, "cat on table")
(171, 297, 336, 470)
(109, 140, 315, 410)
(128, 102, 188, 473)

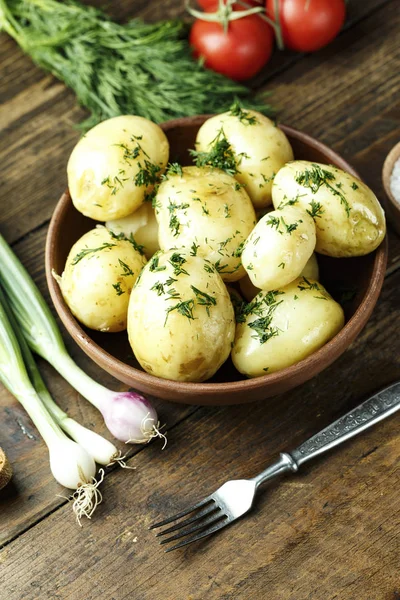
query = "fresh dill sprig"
(190, 242, 200, 256)
(191, 285, 216, 316)
(0, 0, 275, 129)
(118, 259, 134, 277)
(190, 128, 238, 177)
(306, 200, 325, 219)
(72, 242, 116, 265)
(108, 229, 145, 255)
(296, 164, 351, 217)
(164, 299, 195, 325)
(112, 282, 125, 296)
(240, 291, 284, 344)
(165, 163, 184, 178)
(168, 253, 189, 276)
(297, 277, 320, 292)
(149, 254, 166, 272)
(229, 101, 258, 125)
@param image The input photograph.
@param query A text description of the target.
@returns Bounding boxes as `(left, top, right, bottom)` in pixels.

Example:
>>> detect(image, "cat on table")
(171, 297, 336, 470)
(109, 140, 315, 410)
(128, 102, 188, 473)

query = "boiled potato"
(59, 226, 146, 332)
(195, 108, 293, 210)
(154, 166, 256, 282)
(232, 277, 344, 377)
(272, 161, 386, 257)
(301, 252, 319, 280)
(67, 115, 169, 221)
(127, 249, 235, 382)
(106, 202, 159, 259)
(239, 253, 319, 301)
(241, 206, 316, 290)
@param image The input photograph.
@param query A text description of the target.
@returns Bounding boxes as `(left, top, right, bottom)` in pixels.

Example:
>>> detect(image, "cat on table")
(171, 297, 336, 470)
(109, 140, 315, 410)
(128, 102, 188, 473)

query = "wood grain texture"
(1, 266, 400, 599)
(1, 0, 400, 597)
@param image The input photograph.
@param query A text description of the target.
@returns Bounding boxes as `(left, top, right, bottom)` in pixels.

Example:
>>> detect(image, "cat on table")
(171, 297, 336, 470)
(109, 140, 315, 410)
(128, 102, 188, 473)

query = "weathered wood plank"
(0, 0, 393, 244)
(1, 265, 399, 599)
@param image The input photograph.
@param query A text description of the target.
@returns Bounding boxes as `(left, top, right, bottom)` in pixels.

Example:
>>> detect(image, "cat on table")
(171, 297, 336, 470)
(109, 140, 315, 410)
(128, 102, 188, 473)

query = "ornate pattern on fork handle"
(291, 384, 400, 466)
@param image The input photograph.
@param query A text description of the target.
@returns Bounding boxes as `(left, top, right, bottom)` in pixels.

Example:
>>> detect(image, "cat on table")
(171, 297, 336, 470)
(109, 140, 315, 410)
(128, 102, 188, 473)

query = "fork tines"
(149, 496, 229, 552)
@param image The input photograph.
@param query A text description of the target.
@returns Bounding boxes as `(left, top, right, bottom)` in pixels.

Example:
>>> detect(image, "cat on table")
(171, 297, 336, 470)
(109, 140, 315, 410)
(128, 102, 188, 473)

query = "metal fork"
(150, 381, 400, 551)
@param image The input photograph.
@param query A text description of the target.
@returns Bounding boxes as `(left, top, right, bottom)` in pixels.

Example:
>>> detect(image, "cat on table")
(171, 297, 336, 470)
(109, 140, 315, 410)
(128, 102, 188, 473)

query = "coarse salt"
(390, 157, 400, 204)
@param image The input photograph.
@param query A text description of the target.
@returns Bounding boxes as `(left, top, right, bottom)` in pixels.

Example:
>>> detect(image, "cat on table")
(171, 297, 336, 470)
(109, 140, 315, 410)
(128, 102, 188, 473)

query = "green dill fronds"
(248, 317, 279, 344)
(118, 259, 134, 277)
(233, 240, 245, 258)
(108, 229, 145, 255)
(151, 281, 165, 296)
(0, 0, 274, 129)
(190, 129, 238, 177)
(296, 164, 351, 217)
(306, 200, 324, 219)
(243, 291, 284, 344)
(112, 282, 125, 296)
(169, 215, 181, 237)
(72, 242, 116, 265)
(191, 285, 216, 316)
(266, 216, 280, 230)
(149, 254, 166, 272)
(165, 163, 184, 178)
(134, 160, 162, 187)
(229, 101, 258, 125)
(168, 253, 189, 276)
(297, 277, 320, 292)
(190, 242, 199, 256)
(164, 299, 195, 325)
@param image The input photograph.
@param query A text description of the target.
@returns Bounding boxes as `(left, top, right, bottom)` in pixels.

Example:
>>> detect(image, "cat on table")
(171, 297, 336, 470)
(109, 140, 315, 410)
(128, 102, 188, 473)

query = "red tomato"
(266, 0, 346, 52)
(190, 10, 274, 81)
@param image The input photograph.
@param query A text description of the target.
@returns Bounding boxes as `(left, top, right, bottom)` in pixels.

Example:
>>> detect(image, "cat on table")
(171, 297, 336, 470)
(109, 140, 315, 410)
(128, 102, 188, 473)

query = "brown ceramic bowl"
(46, 116, 387, 406)
(382, 140, 400, 236)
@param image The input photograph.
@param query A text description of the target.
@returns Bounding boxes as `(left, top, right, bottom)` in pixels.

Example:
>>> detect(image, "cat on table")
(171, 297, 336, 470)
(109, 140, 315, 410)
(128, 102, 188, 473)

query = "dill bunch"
(0, 0, 275, 129)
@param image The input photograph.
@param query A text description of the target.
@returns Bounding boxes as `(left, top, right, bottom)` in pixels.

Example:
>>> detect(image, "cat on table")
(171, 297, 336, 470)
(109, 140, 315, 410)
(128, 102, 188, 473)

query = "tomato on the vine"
(266, 0, 346, 53)
(197, 0, 263, 9)
(190, 4, 274, 81)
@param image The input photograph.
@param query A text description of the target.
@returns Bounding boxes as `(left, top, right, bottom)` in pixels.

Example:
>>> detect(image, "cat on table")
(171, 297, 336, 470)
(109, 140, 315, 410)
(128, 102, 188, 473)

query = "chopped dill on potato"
(72, 242, 116, 265)
(295, 164, 351, 217)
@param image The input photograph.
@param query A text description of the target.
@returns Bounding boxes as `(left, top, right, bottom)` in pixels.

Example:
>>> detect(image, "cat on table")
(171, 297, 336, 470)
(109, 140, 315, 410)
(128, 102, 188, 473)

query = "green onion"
(0, 234, 164, 446)
(0, 283, 101, 522)
(0, 285, 120, 467)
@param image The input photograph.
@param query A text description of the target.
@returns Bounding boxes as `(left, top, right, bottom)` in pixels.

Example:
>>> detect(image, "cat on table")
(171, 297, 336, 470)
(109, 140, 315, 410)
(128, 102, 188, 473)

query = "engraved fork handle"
(251, 382, 400, 487)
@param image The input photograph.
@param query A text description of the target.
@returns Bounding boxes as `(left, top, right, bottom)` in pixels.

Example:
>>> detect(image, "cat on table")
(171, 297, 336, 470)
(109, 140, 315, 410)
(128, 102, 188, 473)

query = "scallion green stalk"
(0, 234, 164, 446)
(0, 283, 103, 522)
(0, 284, 120, 466)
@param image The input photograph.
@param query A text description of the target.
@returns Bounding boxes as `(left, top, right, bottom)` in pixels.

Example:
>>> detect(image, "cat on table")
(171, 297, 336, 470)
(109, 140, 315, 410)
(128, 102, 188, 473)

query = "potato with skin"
(241, 205, 316, 290)
(106, 202, 159, 259)
(59, 227, 146, 332)
(127, 249, 235, 382)
(239, 252, 319, 301)
(272, 161, 386, 257)
(232, 277, 344, 377)
(155, 166, 256, 282)
(67, 115, 169, 221)
(195, 107, 293, 209)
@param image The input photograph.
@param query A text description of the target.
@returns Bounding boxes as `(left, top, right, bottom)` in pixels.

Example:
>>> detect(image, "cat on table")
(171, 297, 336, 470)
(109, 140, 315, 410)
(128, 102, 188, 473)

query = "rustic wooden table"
(1, 1, 400, 598)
